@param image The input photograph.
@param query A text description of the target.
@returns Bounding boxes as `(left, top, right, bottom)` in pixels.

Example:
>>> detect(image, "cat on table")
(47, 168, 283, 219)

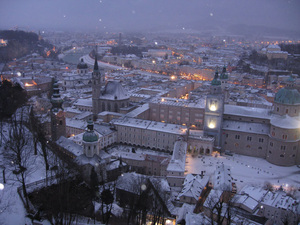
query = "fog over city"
(1, 0, 299, 36)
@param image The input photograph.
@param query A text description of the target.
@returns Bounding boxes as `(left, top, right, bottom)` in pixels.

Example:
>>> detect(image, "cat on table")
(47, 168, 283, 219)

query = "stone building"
(221, 76, 300, 166)
(92, 56, 130, 119)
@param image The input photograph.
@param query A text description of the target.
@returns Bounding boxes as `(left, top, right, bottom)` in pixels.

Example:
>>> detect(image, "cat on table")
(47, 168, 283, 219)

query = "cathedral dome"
(274, 88, 300, 105)
(83, 121, 98, 142)
(77, 58, 88, 69)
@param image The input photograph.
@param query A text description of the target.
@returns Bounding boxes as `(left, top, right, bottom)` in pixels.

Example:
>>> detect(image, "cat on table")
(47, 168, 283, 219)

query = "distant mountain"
(149, 18, 300, 39)
(227, 24, 300, 39)
(0, 30, 52, 62)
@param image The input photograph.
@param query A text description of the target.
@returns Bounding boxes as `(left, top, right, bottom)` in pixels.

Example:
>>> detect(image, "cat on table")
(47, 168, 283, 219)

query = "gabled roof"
(177, 174, 209, 201)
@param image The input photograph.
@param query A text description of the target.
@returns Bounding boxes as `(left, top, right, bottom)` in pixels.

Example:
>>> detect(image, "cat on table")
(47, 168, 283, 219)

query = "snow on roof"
(112, 151, 146, 161)
(100, 81, 129, 100)
(224, 104, 271, 119)
(56, 136, 83, 156)
(93, 123, 116, 136)
(106, 159, 127, 171)
(203, 189, 223, 208)
(222, 120, 270, 135)
(167, 140, 187, 172)
(147, 121, 187, 135)
(189, 130, 215, 142)
(65, 107, 82, 114)
(75, 154, 106, 167)
(116, 172, 148, 194)
(232, 194, 259, 212)
(153, 97, 205, 109)
(270, 114, 300, 129)
(113, 117, 152, 129)
(73, 111, 93, 120)
(112, 117, 187, 135)
(66, 118, 86, 130)
(125, 103, 149, 118)
(177, 203, 197, 223)
(262, 190, 299, 213)
(213, 164, 232, 191)
(177, 174, 209, 201)
(238, 185, 268, 202)
(73, 98, 92, 107)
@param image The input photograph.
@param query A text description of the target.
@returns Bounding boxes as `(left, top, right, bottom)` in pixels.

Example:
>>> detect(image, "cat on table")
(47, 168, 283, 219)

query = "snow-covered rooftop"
(177, 174, 209, 201)
(213, 164, 232, 191)
(112, 117, 187, 135)
(224, 105, 271, 120)
(56, 136, 83, 156)
(167, 140, 187, 172)
(222, 120, 270, 135)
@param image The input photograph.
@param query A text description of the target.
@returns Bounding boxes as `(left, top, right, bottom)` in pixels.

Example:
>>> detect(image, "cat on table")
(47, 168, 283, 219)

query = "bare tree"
(28, 107, 50, 183)
(4, 110, 34, 208)
(204, 190, 234, 225)
(100, 182, 116, 225)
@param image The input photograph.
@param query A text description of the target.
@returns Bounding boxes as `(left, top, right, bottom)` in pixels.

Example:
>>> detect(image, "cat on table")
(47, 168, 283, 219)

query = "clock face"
(57, 110, 64, 118)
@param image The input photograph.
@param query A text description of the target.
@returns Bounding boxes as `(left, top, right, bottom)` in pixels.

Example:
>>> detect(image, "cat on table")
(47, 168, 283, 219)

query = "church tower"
(204, 70, 224, 147)
(50, 80, 66, 141)
(92, 55, 105, 120)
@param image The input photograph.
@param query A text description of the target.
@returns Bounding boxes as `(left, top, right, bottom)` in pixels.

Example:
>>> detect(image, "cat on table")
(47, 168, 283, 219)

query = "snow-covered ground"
(185, 153, 300, 196)
(0, 120, 54, 225)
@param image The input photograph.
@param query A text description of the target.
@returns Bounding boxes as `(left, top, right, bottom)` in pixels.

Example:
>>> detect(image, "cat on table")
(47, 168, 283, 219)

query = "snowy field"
(185, 153, 300, 196)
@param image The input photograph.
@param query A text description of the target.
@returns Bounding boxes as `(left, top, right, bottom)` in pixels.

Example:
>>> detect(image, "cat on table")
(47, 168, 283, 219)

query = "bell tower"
(204, 70, 224, 147)
(50, 80, 66, 141)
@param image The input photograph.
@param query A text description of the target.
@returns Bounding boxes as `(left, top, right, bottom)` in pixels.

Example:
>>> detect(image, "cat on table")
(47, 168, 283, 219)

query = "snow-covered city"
(0, 1, 300, 225)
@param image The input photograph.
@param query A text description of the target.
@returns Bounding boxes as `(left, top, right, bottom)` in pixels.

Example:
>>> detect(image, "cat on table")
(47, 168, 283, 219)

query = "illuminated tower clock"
(204, 71, 224, 147)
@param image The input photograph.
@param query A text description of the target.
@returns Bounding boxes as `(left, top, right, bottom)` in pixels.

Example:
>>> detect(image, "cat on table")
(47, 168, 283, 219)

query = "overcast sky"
(0, 0, 299, 32)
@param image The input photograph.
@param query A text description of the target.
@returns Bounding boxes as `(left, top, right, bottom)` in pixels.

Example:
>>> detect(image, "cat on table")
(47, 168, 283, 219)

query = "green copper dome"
(274, 88, 300, 105)
(211, 71, 221, 86)
(83, 131, 98, 142)
(220, 66, 228, 80)
(83, 120, 98, 142)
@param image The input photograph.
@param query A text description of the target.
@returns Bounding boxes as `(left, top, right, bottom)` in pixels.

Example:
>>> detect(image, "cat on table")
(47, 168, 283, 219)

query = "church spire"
(94, 54, 99, 71)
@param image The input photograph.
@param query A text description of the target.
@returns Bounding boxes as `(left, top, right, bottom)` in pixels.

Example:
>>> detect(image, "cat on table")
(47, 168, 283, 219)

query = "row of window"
(226, 116, 266, 123)
(276, 107, 298, 114)
(230, 134, 264, 143)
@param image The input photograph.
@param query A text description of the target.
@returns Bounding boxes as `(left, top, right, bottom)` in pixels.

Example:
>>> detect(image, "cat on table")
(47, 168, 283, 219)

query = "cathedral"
(92, 56, 130, 120)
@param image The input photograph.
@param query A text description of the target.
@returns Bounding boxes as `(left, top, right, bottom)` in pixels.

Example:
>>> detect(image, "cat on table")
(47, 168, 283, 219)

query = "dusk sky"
(0, 0, 299, 32)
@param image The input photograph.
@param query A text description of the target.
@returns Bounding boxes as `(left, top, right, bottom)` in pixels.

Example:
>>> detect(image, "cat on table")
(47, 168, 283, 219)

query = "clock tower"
(204, 70, 224, 147)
